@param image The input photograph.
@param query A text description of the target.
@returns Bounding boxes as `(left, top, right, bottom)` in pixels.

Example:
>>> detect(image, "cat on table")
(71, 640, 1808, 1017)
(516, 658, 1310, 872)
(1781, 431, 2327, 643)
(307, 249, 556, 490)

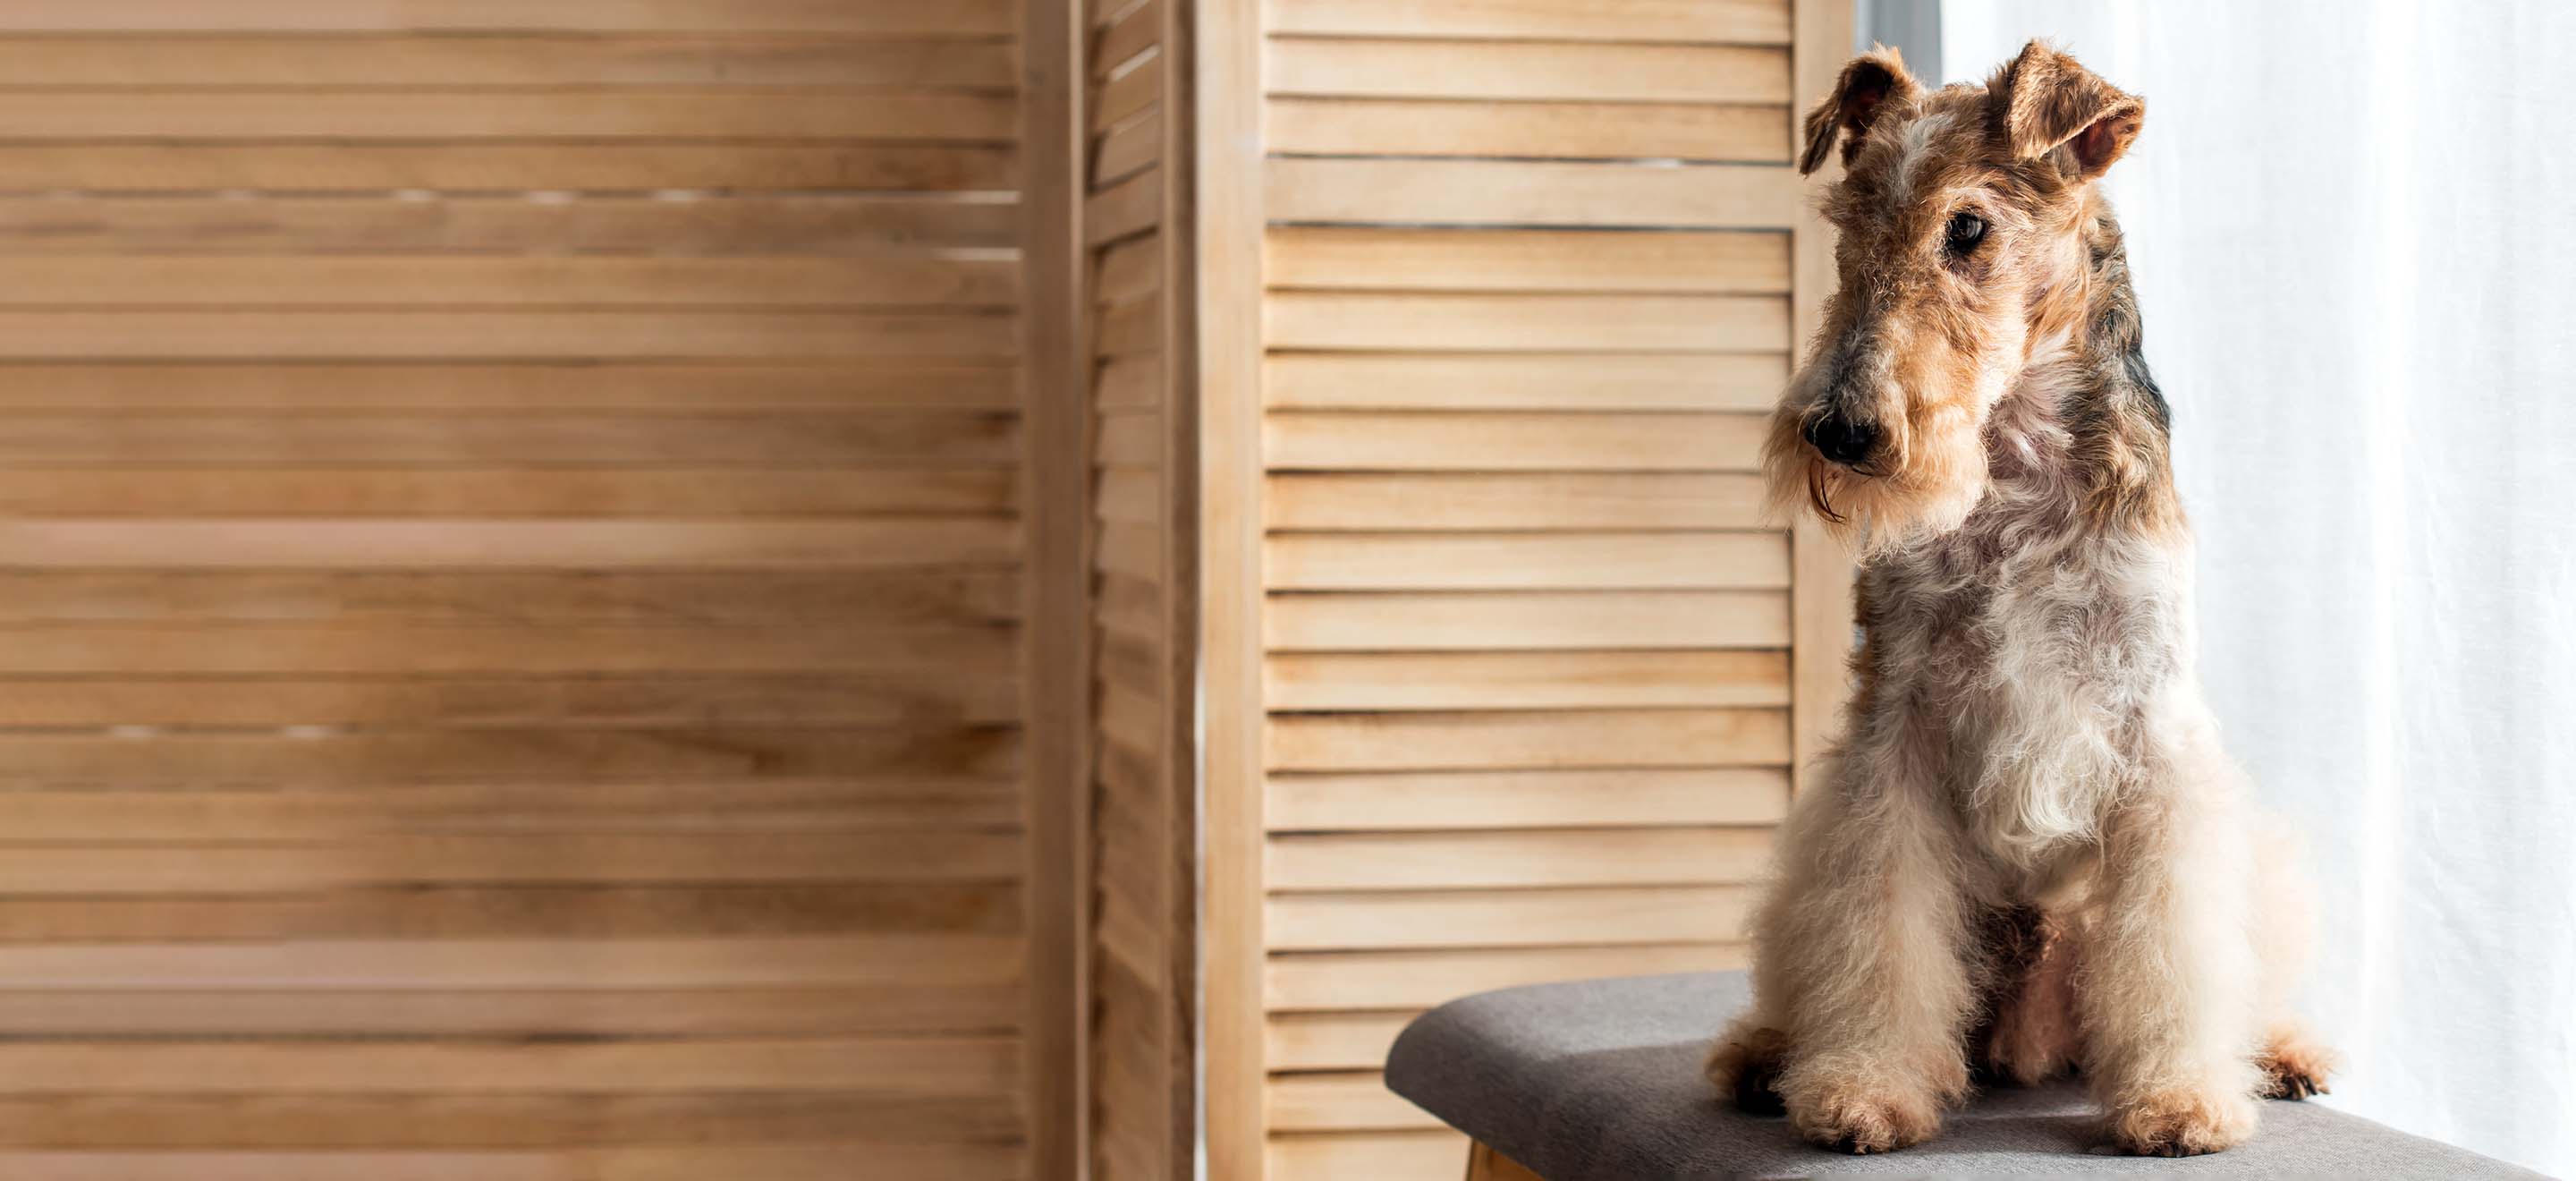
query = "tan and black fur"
(1706, 41, 2336, 1158)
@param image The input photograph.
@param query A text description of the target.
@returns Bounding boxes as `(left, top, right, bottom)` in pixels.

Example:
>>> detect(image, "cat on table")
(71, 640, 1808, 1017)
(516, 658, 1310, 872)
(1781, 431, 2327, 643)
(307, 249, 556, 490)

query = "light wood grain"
(0, 144, 1021, 193)
(1267, 1071, 1440, 1132)
(0, 36, 1021, 87)
(1266, 650, 1790, 709)
(1266, 353, 1789, 412)
(1267, 884, 1759, 949)
(0, 91, 1021, 141)
(0, 1, 1021, 34)
(1267, 472, 1767, 530)
(1267, 226, 1790, 293)
(1267, 38, 1791, 104)
(1265, 590, 1792, 651)
(1267, 768, 1792, 831)
(1266, 531, 1789, 590)
(1267, 708, 1791, 771)
(1265, 292, 1788, 352)
(1268, 1131, 1466, 1180)
(0, 11, 1049, 1172)
(1267, 944, 1751, 1010)
(1265, 412, 1767, 472)
(1264, 0, 1792, 44)
(1267, 98, 1788, 162)
(1267, 157, 1803, 227)
(0, 195, 1024, 255)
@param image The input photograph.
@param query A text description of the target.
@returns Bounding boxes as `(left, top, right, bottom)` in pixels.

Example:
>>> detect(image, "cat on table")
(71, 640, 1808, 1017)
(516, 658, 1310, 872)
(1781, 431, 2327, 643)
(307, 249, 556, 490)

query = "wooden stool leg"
(1465, 1139, 1546, 1181)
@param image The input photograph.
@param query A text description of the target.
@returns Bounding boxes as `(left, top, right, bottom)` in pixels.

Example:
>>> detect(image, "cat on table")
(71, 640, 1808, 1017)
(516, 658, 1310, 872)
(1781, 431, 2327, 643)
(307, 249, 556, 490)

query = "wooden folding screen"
(1194, 0, 1856, 1176)
(1073, 0, 1201, 1178)
(1068, 0, 1856, 1176)
(0, 4, 1050, 1178)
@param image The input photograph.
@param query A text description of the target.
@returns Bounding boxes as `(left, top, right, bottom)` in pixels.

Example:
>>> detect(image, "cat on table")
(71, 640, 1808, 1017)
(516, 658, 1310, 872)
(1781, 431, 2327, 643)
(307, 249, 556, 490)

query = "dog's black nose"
(1803, 414, 1879, 465)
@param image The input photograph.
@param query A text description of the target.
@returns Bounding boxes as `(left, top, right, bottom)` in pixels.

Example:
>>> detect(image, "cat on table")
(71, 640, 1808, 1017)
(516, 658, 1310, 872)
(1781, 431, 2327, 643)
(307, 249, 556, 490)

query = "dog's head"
(1767, 40, 2143, 550)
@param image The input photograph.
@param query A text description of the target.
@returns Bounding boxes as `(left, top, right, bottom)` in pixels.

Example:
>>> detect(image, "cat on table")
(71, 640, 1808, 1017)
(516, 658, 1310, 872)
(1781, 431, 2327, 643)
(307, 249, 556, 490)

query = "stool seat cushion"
(1385, 971, 2540, 1179)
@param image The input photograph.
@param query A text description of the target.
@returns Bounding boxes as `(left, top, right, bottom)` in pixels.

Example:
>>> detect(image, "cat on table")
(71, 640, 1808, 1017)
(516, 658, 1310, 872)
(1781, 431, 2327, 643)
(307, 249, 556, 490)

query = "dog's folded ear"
(1798, 47, 1921, 175)
(1989, 39, 2144, 181)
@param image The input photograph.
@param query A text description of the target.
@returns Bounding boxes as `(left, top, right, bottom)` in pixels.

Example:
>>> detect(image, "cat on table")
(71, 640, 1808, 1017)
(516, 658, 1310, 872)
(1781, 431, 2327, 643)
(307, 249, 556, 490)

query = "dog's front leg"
(1750, 754, 1978, 1153)
(2080, 750, 2265, 1156)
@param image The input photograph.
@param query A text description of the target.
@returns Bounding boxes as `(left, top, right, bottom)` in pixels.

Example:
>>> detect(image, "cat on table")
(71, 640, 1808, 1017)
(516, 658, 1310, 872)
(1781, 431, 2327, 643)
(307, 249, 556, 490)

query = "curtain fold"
(1924, 3, 2576, 1172)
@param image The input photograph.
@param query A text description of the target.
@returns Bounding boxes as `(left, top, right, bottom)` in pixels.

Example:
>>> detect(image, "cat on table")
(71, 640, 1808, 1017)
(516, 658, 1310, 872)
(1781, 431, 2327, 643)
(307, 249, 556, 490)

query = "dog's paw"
(1705, 1026, 1788, 1116)
(2256, 1028, 2338, 1101)
(1786, 1083, 1943, 1154)
(2107, 1088, 2258, 1157)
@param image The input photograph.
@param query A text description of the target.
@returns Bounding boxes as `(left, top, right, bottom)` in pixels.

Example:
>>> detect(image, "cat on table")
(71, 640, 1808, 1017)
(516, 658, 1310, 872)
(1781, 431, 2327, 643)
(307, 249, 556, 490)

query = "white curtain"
(1912, 3, 2576, 1173)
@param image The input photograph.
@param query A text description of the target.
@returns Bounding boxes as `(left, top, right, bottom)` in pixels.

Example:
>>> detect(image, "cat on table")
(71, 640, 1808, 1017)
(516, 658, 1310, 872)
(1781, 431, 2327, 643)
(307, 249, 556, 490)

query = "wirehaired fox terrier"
(1705, 41, 2336, 1157)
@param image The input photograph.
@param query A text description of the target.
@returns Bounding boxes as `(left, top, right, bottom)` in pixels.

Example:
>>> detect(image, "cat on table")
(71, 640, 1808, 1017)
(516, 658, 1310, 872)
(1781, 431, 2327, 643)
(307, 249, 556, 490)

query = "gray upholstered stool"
(1386, 971, 2540, 1179)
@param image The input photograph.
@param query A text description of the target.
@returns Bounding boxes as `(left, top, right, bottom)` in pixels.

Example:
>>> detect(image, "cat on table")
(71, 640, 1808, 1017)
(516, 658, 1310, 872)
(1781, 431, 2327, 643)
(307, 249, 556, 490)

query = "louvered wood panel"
(0, 4, 1045, 1177)
(1081, 0, 1194, 1177)
(1238, 0, 1847, 1171)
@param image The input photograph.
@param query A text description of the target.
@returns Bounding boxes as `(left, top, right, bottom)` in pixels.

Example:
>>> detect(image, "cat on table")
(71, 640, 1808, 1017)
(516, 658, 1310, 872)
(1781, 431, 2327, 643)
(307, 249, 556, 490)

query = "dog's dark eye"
(1945, 211, 1987, 254)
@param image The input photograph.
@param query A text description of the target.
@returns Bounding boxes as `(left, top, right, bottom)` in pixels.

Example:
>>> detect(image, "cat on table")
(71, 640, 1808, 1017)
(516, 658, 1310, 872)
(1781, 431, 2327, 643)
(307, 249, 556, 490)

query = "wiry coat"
(1707, 42, 2334, 1158)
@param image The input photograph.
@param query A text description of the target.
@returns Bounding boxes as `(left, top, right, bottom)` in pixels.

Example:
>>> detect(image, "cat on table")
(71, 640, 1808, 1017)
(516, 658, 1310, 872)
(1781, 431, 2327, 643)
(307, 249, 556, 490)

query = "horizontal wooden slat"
(0, 727, 1018, 782)
(1268, 828, 1771, 891)
(0, 145, 1016, 192)
(1267, 708, 1790, 771)
(0, 786, 1025, 839)
(1092, 53, 1162, 132)
(1265, 531, 1788, 590)
(0, 196, 1023, 255)
(1267, 1131, 1466, 1179)
(0, 311, 1018, 360)
(0, 1036, 1017, 1095)
(0, 883, 1024, 942)
(1267, 353, 1787, 412)
(0, 257, 1017, 309)
(1267, 227, 1788, 293)
(1086, 167, 1162, 246)
(1267, 157, 1801, 227)
(1265, 0, 1791, 43)
(1267, 472, 1766, 530)
(0, 1091, 1021, 1147)
(0, 92, 1018, 142)
(0, 470, 1019, 518)
(1267, 293, 1785, 352)
(0, 415, 1017, 463)
(1266, 38, 1790, 103)
(1267, 943, 1749, 1010)
(1266, 412, 1766, 472)
(1266, 650, 1789, 709)
(1096, 234, 1163, 304)
(0, 675, 1020, 726)
(0, 36, 1021, 87)
(1267, 1072, 1434, 1132)
(0, 364, 1021, 412)
(0, 935, 1018, 989)
(0, 1146, 1026, 1181)
(1266, 1010, 1413, 1071)
(0, 982, 1021, 1037)
(1266, 590, 1789, 650)
(1094, 113, 1163, 186)
(0, 624, 1016, 674)
(0, 568, 1021, 625)
(1267, 884, 1758, 948)
(0, 520, 1017, 569)
(1093, 356, 1164, 412)
(1267, 98, 1786, 162)
(0, 1, 1020, 34)
(1094, 0, 1161, 76)
(1267, 768, 1791, 831)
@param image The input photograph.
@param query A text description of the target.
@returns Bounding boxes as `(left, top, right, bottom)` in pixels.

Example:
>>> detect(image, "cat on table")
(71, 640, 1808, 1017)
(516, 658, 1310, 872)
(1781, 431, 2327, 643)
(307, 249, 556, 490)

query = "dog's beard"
(1761, 406, 1989, 554)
